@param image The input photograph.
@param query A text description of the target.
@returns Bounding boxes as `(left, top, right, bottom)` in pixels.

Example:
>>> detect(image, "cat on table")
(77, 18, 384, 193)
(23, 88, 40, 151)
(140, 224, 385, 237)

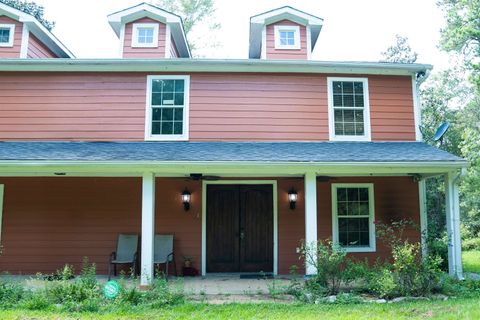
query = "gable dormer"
(249, 6, 323, 60)
(108, 3, 190, 59)
(0, 2, 73, 58)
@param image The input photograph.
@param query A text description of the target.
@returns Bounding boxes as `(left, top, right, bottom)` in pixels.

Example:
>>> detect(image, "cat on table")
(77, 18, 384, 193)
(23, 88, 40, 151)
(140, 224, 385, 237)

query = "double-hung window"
(145, 75, 190, 141)
(132, 23, 159, 48)
(332, 184, 376, 252)
(328, 78, 371, 141)
(0, 24, 15, 47)
(274, 25, 300, 49)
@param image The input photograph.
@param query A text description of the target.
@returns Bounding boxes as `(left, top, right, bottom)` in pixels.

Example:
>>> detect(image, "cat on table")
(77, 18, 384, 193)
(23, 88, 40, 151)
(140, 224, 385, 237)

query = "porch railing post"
(304, 171, 317, 276)
(445, 172, 463, 279)
(418, 179, 428, 258)
(141, 172, 155, 286)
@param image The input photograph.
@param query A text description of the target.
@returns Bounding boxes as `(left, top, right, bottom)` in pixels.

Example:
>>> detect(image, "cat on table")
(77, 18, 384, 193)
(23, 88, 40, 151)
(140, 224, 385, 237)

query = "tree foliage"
(438, 0, 480, 89)
(381, 34, 418, 63)
(0, 0, 55, 30)
(154, 0, 220, 55)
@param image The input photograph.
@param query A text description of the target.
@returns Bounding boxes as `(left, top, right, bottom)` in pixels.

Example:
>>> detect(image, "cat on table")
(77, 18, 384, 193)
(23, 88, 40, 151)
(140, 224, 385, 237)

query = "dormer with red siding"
(249, 6, 323, 60)
(108, 3, 191, 59)
(0, 2, 73, 58)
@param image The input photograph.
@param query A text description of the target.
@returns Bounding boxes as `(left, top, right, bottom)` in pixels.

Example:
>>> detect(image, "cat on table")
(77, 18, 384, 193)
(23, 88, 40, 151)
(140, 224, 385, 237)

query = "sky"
(35, 0, 451, 71)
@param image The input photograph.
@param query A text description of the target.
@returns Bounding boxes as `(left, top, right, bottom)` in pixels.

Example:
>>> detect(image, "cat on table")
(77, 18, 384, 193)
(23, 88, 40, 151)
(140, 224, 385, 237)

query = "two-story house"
(0, 2, 466, 286)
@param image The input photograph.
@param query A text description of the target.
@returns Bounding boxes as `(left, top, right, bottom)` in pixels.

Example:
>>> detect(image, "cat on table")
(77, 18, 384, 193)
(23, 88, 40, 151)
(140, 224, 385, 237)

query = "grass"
(1, 297, 480, 320)
(463, 250, 480, 273)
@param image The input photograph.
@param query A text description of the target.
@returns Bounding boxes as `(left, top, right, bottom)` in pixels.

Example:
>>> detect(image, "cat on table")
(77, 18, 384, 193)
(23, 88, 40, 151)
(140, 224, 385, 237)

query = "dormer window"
(274, 25, 300, 49)
(0, 24, 15, 47)
(132, 23, 159, 48)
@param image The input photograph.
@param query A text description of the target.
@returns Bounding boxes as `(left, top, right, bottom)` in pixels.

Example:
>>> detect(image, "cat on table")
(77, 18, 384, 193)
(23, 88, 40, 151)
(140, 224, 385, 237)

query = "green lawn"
(2, 298, 480, 320)
(463, 250, 480, 273)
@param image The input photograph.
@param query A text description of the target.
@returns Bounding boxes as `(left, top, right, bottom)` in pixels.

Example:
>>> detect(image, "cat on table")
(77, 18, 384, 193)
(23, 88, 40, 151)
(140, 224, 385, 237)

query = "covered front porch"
(0, 141, 467, 286)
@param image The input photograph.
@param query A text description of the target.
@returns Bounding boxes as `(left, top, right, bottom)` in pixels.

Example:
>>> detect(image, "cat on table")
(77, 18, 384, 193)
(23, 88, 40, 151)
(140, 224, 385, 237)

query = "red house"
(0, 3, 466, 286)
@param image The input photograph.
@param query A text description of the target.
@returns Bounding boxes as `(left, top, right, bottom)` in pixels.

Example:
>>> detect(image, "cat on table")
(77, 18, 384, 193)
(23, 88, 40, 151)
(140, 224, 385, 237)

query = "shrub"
(20, 292, 51, 310)
(0, 280, 24, 308)
(301, 239, 348, 295)
(462, 237, 480, 251)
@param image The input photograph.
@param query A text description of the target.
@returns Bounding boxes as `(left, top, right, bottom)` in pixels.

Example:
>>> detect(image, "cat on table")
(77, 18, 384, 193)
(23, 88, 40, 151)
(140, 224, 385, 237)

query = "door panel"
(206, 184, 273, 273)
(206, 185, 239, 272)
(240, 185, 273, 272)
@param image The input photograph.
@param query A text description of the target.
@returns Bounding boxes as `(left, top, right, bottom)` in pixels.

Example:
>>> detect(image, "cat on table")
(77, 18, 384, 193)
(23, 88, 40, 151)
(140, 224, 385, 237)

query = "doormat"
(240, 273, 273, 279)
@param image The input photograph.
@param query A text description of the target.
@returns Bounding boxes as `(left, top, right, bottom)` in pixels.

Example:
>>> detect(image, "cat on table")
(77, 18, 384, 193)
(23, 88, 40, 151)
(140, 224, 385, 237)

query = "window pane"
(354, 95, 364, 107)
(354, 82, 363, 94)
(151, 122, 160, 135)
(0, 28, 10, 43)
(174, 108, 183, 121)
(175, 80, 184, 92)
(161, 122, 173, 134)
(152, 108, 161, 121)
(333, 94, 343, 107)
(162, 108, 174, 121)
(343, 94, 354, 107)
(335, 123, 344, 135)
(173, 122, 183, 134)
(163, 80, 174, 92)
(337, 188, 347, 201)
(332, 82, 342, 94)
(343, 82, 353, 94)
(344, 123, 355, 135)
(334, 109, 343, 122)
(348, 188, 359, 201)
(359, 202, 369, 215)
(162, 92, 174, 105)
(152, 93, 162, 105)
(338, 202, 348, 215)
(356, 123, 365, 135)
(152, 80, 162, 92)
(359, 188, 369, 201)
(343, 110, 354, 122)
(174, 92, 184, 105)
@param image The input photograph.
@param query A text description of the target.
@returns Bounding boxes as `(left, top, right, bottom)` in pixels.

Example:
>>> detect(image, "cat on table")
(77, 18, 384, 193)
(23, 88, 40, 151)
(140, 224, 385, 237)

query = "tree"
(438, 0, 480, 89)
(154, 0, 221, 55)
(381, 34, 418, 63)
(0, 0, 55, 30)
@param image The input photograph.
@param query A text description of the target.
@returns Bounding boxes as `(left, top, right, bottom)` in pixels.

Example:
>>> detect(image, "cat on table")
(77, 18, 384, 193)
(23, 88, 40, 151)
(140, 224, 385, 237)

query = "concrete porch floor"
(0, 274, 302, 296)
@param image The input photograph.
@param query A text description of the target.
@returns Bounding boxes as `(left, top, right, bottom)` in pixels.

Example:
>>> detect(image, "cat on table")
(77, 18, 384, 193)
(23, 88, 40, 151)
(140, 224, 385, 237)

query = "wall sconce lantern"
(182, 189, 191, 211)
(288, 189, 298, 210)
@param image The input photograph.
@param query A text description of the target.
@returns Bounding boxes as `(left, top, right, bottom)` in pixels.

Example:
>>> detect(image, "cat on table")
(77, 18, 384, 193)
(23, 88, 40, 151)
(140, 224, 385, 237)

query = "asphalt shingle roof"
(0, 141, 465, 164)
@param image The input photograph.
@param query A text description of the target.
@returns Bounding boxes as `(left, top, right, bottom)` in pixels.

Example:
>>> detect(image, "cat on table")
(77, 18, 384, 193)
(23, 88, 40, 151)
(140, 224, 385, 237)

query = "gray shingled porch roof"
(0, 141, 466, 164)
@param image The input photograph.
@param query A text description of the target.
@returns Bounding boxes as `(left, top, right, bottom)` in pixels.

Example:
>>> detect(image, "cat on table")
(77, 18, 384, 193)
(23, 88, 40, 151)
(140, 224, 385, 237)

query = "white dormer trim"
(261, 26, 266, 59)
(274, 25, 300, 50)
(306, 25, 312, 60)
(131, 23, 159, 48)
(119, 24, 125, 58)
(251, 6, 323, 26)
(20, 23, 29, 57)
(165, 24, 171, 58)
(0, 23, 15, 47)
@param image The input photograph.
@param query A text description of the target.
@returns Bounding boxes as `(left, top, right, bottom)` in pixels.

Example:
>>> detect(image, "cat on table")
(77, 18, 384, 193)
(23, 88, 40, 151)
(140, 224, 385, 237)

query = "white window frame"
(0, 24, 15, 47)
(274, 25, 300, 50)
(331, 183, 376, 253)
(327, 77, 371, 141)
(132, 23, 159, 48)
(145, 75, 190, 141)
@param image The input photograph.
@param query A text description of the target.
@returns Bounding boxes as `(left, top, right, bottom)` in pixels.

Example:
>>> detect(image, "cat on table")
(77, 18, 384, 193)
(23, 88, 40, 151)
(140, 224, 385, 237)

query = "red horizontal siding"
(0, 16, 22, 58)
(27, 33, 57, 58)
(0, 72, 415, 141)
(266, 20, 307, 60)
(123, 17, 166, 59)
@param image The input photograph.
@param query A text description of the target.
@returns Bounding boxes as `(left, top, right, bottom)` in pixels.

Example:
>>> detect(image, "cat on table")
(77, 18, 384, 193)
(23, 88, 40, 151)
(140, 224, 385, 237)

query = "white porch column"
(304, 171, 318, 276)
(141, 172, 155, 286)
(445, 172, 463, 279)
(418, 179, 428, 258)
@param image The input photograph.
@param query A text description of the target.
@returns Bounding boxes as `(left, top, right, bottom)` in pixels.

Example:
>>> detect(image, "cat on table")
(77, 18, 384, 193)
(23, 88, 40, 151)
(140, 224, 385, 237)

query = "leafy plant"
(0, 0, 55, 30)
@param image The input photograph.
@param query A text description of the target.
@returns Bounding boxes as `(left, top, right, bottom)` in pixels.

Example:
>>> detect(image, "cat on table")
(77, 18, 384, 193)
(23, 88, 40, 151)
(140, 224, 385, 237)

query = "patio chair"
(154, 234, 177, 277)
(108, 234, 139, 280)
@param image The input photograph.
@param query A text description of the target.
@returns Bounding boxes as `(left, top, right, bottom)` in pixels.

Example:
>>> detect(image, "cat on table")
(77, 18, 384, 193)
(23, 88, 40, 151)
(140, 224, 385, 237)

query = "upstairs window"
(145, 75, 190, 141)
(132, 23, 159, 48)
(327, 78, 371, 141)
(0, 24, 15, 47)
(332, 184, 376, 252)
(274, 25, 300, 49)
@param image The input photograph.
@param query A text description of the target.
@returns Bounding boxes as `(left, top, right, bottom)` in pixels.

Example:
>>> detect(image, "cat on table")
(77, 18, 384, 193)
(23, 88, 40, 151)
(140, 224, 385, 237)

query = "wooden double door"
(206, 184, 273, 273)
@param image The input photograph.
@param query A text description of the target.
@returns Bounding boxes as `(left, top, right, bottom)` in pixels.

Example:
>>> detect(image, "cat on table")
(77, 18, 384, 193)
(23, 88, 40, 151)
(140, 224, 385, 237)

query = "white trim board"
(331, 183, 376, 253)
(201, 180, 278, 276)
(132, 23, 159, 48)
(274, 25, 300, 50)
(0, 24, 15, 47)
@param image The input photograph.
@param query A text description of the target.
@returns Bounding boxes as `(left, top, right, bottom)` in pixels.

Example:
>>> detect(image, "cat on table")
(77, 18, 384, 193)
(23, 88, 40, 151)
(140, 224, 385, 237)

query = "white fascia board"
(0, 59, 433, 75)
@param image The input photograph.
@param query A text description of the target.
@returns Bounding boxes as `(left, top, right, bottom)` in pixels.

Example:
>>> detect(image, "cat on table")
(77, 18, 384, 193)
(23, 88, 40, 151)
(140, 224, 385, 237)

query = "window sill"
(145, 135, 189, 142)
(274, 45, 301, 50)
(0, 43, 13, 47)
(329, 135, 371, 142)
(342, 246, 376, 253)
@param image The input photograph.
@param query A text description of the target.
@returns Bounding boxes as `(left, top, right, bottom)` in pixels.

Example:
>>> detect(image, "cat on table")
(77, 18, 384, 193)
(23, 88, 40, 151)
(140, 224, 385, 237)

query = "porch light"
(182, 189, 191, 211)
(288, 189, 298, 210)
